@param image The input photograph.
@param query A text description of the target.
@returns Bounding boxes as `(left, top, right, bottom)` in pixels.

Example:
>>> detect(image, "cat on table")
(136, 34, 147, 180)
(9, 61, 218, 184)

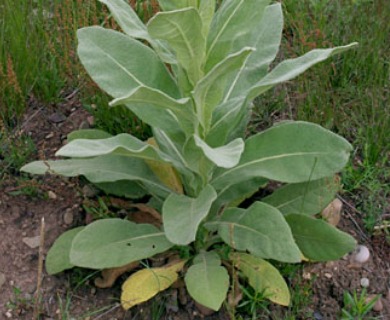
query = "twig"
(337, 195, 369, 241)
(20, 107, 44, 132)
(33, 217, 45, 320)
(92, 303, 121, 320)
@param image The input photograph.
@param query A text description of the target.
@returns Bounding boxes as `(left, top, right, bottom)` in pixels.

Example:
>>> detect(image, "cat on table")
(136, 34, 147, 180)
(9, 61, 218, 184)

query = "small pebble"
(353, 245, 370, 264)
(48, 191, 57, 199)
(324, 272, 332, 279)
(360, 277, 370, 288)
(45, 132, 54, 139)
(5, 311, 12, 318)
(63, 209, 74, 225)
(22, 236, 41, 249)
(373, 298, 383, 312)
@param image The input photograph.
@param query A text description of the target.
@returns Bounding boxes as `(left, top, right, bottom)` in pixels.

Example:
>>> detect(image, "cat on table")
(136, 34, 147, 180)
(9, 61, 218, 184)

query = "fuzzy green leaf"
(148, 8, 205, 85)
(70, 219, 173, 269)
(226, 3, 283, 99)
(46, 227, 84, 275)
(57, 133, 168, 162)
(286, 214, 357, 261)
(185, 251, 229, 311)
(158, 0, 198, 11)
(193, 136, 244, 168)
(212, 121, 352, 190)
(110, 86, 194, 135)
(21, 155, 171, 199)
(99, 0, 149, 40)
(163, 185, 217, 245)
(67, 129, 112, 142)
(248, 43, 358, 100)
(206, 0, 270, 71)
(77, 27, 179, 99)
(262, 176, 340, 215)
(213, 202, 301, 263)
(193, 47, 254, 132)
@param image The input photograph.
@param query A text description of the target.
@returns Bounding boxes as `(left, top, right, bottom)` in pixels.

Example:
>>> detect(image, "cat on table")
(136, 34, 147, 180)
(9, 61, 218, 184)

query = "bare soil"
(0, 98, 389, 319)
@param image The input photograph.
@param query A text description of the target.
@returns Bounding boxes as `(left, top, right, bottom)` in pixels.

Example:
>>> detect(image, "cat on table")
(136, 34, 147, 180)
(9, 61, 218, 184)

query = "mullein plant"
(22, 0, 358, 311)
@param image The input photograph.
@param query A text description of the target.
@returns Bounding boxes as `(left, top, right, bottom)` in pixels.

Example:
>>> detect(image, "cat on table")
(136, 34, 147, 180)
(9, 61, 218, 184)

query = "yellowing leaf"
(146, 138, 184, 194)
(121, 260, 186, 310)
(230, 253, 290, 306)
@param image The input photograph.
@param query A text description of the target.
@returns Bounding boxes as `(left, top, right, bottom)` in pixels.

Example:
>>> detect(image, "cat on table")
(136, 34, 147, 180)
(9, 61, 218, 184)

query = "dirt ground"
(0, 99, 389, 319)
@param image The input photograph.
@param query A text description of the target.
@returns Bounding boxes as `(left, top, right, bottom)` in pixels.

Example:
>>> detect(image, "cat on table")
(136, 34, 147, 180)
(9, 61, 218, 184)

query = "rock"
(321, 198, 342, 226)
(324, 272, 333, 279)
(63, 209, 74, 225)
(360, 277, 370, 288)
(48, 191, 57, 199)
(48, 112, 66, 123)
(5, 311, 12, 318)
(0, 273, 6, 289)
(22, 236, 41, 249)
(82, 185, 99, 198)
(352, 245, 370, 264)
(373, 298, 384, 312)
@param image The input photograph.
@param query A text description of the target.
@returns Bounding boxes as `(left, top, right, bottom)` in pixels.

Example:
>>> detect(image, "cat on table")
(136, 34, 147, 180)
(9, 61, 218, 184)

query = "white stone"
(22, 236, 41, 249)
(360, 277, 370, 288)
(353, 245, 370, 264)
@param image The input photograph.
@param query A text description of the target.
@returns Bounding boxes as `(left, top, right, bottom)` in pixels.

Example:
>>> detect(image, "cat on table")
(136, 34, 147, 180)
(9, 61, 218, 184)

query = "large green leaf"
(207, 97, 248, 147)
(21, 155, 171, 199)
(70, 219, 173, 269)
(248, 43, 358, 100)
(57, 133, 170, 162)
(148, 8, 205, 85)
(230, 253, 290, 306)
(158, 0, 198, 11)
(98, 0, 176, 63)
(98, 0, 149, 40)
(208, 177, 267, 220)
(211, 202, 301, 263)
(67, 129, 112, 142)
(163, 185, 217, 245)
(110, 86, 195, 135)
(199, 0, 216, 37)
(193, 135, 244, 168)
(226, 3, 283, 100)
(211, 121, 352, 190)
(185, 251, 229, 311)
(262, 176, 340, 215)
(46, 227, 84, 275)
(285, 214, 356, 261)
(193, 47, 254, 132)
(205, 0, 270, 71)
(77, 27, 179, 99)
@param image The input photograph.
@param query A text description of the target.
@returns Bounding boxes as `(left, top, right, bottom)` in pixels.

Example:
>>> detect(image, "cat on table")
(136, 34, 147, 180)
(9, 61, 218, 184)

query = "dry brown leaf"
(95, 261, 140, 288)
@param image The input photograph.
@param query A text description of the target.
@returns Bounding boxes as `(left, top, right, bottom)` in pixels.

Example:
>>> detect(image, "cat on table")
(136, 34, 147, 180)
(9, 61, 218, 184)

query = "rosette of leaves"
(22, 0, 358, 311)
